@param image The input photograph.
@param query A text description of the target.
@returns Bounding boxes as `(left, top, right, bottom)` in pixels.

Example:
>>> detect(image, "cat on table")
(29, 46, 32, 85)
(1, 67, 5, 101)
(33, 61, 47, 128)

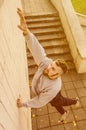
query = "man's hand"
(17, 98, 23, 108)
(17, 8, 29, 35)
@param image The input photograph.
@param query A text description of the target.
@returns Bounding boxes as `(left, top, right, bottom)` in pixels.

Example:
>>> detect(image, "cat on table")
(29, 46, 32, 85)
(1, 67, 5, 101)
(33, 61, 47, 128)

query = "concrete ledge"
(51, 0, 86, 73)
(77, 13, 86, 44)
(77, 13, 86, 26)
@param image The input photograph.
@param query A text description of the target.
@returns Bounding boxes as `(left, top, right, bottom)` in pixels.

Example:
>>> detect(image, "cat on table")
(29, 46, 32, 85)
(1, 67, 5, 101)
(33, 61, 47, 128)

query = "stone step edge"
(26, 17, 60, 23)
(36, 35, 66, 41)
(24, 12, 59, 19)
(32, 30, 63, 36)
(27, 42, 68, 50)
(27, 23, 61, 29)
(27, 50, 70, 58)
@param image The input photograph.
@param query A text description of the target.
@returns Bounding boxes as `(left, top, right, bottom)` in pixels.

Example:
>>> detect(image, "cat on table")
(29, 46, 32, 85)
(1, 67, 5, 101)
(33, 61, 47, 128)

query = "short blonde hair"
(55, 59, 68, 73)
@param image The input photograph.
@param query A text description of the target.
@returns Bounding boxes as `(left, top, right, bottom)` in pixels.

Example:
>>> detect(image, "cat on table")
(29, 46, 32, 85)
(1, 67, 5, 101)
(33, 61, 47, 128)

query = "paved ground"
(31, 69, 86, 130)
(24, 0, 86, 130)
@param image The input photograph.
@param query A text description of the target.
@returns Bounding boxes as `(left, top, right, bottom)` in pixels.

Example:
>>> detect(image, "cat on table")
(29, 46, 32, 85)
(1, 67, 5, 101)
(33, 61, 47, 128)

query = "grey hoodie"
(23, 32, 62, 108)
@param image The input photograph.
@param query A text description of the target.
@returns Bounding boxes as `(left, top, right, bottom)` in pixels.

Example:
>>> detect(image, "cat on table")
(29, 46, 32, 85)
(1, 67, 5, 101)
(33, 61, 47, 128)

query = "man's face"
(43, 61, 63, 79)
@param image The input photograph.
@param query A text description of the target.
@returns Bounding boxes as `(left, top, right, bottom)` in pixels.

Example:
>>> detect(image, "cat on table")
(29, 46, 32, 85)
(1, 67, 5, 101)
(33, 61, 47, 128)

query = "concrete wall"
(77, 13, 86, 26)
(51, 0, 86, 73)
(0, 0, 31, 130)
(77, 13, 86, 40)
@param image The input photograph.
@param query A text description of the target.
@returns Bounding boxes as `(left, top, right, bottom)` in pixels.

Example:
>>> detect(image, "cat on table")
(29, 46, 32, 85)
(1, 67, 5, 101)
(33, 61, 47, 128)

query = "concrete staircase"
(25, 13, 75, 81)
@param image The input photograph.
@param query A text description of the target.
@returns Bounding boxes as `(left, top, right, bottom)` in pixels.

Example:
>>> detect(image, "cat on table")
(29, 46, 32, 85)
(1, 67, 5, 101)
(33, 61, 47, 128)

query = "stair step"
(25, 12, 75, 80)
(29, 67, 37, 76)
(36, 33, 66, 41)
(40, 39, 68, 48)
(27, 21, 61, 29)
(25, 13, 59, 19)
(27, 53, 74, 67)
(45, 46, 70, 55)
(27, 45, 70, 58)
(26, 17, 60, 23)
(27, 39, 68, 51)
(48, 54, 73, 61)
(30, 26, 63, 35)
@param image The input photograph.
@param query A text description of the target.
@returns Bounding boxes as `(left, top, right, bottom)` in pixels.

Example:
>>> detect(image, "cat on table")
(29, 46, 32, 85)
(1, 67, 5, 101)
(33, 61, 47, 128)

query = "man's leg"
(52, 91, 77, 107)
(55, 105, 66, 114)
(50, 92, 67, 114)
(50, 91, 79, 121)
(50, 102, 69, 122)
(50, 91, 79, 113)
(61, 96, 77, 106)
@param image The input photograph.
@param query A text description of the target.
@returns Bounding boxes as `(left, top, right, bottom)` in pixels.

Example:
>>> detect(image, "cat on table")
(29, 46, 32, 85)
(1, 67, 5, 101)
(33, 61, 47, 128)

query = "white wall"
(0, 0, 31, 130)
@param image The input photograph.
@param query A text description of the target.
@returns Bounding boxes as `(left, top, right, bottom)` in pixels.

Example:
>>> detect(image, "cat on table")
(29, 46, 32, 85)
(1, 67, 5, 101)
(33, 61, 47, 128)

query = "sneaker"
(75, 97, 79, 107)
(60, 110, 69, 122)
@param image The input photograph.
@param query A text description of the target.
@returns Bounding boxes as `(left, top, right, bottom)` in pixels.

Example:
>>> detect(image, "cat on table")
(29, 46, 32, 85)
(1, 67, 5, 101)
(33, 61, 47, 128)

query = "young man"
(17, 8, 79, 122)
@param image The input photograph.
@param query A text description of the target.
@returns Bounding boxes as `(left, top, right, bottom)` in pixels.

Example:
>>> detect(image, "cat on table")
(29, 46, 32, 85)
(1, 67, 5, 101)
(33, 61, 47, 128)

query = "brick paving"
(24, 0, 86, 130)
(31, 70, 86, 130)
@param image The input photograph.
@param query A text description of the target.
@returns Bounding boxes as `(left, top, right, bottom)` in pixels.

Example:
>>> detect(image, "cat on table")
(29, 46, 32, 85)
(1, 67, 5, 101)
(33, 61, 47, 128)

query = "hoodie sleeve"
(22, 88, 57, 108)
(25, 32, 46, 66)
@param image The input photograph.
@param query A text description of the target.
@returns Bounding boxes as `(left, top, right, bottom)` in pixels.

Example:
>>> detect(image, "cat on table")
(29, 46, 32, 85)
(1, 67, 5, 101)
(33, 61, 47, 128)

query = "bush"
(71, 0, 86, 15)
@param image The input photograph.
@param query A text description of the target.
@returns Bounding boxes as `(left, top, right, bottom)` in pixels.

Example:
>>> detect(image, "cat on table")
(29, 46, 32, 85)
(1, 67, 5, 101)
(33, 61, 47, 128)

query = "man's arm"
(17, 8, 47, 65)
(25, 32, 46, 65)
(17, 87, 57, 108)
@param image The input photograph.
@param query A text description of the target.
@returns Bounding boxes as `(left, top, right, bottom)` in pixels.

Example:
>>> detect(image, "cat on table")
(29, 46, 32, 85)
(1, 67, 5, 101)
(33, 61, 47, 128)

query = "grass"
(71, 0, 86, 15)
